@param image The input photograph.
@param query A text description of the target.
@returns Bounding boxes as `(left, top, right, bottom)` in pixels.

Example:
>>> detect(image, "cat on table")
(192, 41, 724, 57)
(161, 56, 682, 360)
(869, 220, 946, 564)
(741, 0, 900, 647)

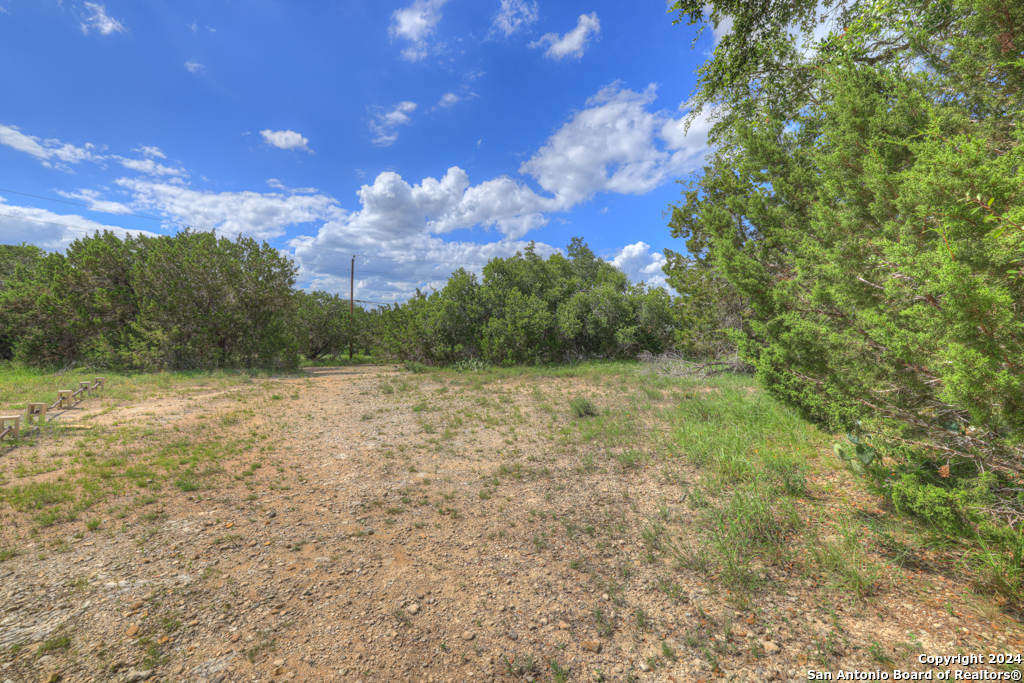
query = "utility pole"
(349, 255, 355, 360)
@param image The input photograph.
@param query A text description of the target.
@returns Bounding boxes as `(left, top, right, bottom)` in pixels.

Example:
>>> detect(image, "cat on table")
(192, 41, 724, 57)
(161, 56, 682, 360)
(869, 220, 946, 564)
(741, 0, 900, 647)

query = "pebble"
(125, 671, 152, 682)
(267, 510, 277, 518)
(581, 640, 601, 653)
(760, 640, 780, 655)
(130, 600, 144, 610)
(558, 621, 570, 630)
(461, 631, 475, 641)
(506, 631, 518, 641)
(126, 624, 139, 637)
(407, 603, 420, 615)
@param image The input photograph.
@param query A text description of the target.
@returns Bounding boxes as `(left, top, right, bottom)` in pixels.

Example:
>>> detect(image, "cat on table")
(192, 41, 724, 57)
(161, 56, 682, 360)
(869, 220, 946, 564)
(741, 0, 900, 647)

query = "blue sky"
(0, 0, 717, 303)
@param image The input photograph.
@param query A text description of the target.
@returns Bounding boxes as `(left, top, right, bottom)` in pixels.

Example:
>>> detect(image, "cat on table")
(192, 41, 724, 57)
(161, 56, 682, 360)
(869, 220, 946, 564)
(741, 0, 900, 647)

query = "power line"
(0, 188, 490, 268)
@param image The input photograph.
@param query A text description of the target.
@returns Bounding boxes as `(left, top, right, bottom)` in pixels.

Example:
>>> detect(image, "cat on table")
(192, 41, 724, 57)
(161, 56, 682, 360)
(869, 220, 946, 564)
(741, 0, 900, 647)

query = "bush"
(569, 397, 599, 418)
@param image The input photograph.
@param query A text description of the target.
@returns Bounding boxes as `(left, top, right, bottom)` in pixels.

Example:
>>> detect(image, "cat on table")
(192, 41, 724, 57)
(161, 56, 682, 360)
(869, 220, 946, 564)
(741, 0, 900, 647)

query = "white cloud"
(529, 12, 599, 60)
(259, 129, 312, 152)
(438, 92, 460, 108)
(267, 179, 320, 194)
(80, 3, 125, 35)
(607, 241, 668, 289)
(0, 124, 105, 171)
(115, 177, 341, 240)
(368, 102, 417, 146)
(184, 61, 205, 73)
(54, 188, 134, 215)
(0, 197, 153, 252)
(711, 14, 733, 45)
(390, 0, 448, 61)
(490, 0, 538, 38)
(519, 83, 713, 207)
(133, 145, 166, 159)
(113, 156, 187, 177)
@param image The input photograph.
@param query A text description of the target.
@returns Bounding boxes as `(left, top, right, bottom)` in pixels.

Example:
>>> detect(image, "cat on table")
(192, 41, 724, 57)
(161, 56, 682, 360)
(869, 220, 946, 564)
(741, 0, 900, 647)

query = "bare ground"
(0, 365, 1022, 683)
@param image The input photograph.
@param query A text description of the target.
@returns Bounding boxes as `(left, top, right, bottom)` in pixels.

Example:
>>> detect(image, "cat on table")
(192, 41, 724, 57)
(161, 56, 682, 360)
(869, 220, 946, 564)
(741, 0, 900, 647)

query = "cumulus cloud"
(529, 12, 599, 60)
(184, 61, 205, 73)
(0, 197, 153, 252)
(607, 241, 668, 289)
(259, 129, 312, 152)
(133, 145, 166, 159)
(490, 0, 538, 38)
(368, 102, 417, 146)
(112, 156, 188, 177)
(390, 0, 448, 61)
(115, 177, 340, 240)
(54, 188, 134, 215)
(519, 83, 714, 207)
(438, 92, 460, 108)
(80, 3, 125, 35)
(0, 124, 105, 171)
(2, 79, 715, 302)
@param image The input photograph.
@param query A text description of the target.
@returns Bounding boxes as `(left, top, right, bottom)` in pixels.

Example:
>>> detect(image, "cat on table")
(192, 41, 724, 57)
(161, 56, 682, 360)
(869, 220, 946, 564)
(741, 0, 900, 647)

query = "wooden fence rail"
(0, 377, 105, 444)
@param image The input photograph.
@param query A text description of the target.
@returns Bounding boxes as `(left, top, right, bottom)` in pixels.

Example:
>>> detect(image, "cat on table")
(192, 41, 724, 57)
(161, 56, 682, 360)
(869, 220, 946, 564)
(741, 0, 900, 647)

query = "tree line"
(0, 232, 673, 371)
(664, 0, 1023, 581)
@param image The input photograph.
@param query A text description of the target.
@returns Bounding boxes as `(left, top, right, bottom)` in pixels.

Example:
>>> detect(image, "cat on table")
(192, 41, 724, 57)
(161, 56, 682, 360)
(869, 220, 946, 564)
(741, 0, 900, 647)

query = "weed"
(569, 397, 599, 418)
(503, 653, 538, 677)
(615, 450, 647, 469)
(868, 640, 891, 664)
(38, 632, 72, 655)
(404, 360, 429, 373)
(0, 547, 19, 562)
(86, 518, 102, 531)
(592, 606, 614, 637)
(634, 607, 649, 630)
(550, 659, 571, 682)
(661, 641, 677, 661)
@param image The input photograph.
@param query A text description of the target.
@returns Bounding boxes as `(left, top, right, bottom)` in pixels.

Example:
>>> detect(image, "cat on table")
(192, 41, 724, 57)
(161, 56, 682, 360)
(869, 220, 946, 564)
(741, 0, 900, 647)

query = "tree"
(666, 0, 1024, 473)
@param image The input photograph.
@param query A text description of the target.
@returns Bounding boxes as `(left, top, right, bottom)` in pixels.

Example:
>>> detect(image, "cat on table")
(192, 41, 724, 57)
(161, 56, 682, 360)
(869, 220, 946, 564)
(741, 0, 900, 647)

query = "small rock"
(273, 666, 287, 676)
(407, 603, 420, 615)
(42, 675, 60, 683)
(188, 620, 199, 627)
(558, 621, 570, 630)
(639, 661, 650, 672)
(126, 624, 139, 637)
(461, 631, 475, 641)
(125, 670, 152, 682)
(267, 510, 277, 518)
(759, 640, 780, 655)
(613, 664, 624, 674)
(506, 631, 518, 641)
(601, 593, 609, 601)
(581, 640, 602, 653)
(130, 600, 144, 610)
(273, 659, 285, 667)
(231, 633, 240, 643)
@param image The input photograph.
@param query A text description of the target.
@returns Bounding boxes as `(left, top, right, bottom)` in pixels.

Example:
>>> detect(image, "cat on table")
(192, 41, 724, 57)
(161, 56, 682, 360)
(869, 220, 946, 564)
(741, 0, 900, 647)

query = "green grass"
(569, 397, 599, 418)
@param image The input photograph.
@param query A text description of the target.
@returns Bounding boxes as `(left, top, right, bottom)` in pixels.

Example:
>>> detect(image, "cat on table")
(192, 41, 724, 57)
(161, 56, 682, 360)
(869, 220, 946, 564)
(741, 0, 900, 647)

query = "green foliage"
(296, 290, 368, 360)
(661, 248, 745, 359)
(569, 397, 599, 418)
(0, 230, 301, 370)
(403, 360, 428, 373)
(371, 238, 675, 366)
(667, 0, 1024, 499)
